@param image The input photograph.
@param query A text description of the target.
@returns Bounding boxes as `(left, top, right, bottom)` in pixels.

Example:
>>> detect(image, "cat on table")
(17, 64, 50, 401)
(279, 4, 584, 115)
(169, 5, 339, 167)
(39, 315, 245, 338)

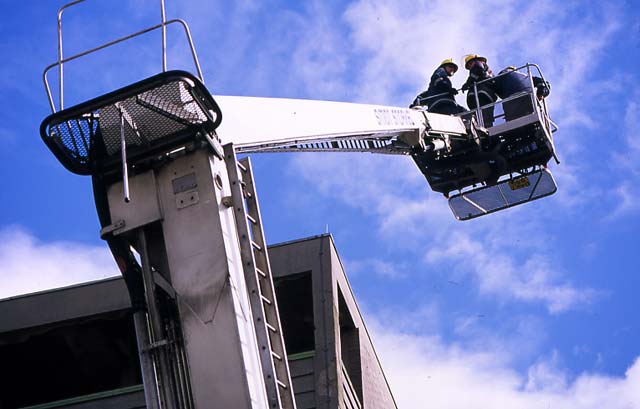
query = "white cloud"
(425, 231, 597, 314)
(525, 351, 568, 393)
(369, 318, 640, 409)
(0, 226, 118, 300)
(346, 257, 408, 279)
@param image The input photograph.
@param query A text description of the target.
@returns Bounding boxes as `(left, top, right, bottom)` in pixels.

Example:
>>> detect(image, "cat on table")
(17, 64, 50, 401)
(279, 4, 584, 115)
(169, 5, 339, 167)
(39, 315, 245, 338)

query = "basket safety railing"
(456, 63, 559, 163)
(464, 63, 553, 131)
(43, 0, 204, 113)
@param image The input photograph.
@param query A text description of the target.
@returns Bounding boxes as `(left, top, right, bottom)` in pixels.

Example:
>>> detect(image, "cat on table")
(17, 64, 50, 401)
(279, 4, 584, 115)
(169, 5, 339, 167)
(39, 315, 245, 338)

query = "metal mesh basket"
(448, 167, 557, 220)
(40, 70, 221, 175)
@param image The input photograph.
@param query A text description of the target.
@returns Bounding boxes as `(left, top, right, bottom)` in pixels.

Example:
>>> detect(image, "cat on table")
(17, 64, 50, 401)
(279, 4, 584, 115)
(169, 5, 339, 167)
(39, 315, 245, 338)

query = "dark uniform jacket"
(462, 60, 497, 109)
(494, 69, 551, 99)
(412, 66, 462, 114)
(494, 68, 551, 121)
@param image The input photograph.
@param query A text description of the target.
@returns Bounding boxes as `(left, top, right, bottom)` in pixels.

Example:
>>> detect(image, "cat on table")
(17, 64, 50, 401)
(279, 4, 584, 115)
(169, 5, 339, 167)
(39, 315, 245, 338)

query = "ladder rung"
(226, 148, 297, 408)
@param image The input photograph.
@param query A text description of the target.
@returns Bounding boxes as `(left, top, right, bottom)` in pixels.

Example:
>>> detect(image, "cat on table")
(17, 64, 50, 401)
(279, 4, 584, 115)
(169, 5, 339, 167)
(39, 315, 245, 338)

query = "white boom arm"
(215, 96, 468, 154)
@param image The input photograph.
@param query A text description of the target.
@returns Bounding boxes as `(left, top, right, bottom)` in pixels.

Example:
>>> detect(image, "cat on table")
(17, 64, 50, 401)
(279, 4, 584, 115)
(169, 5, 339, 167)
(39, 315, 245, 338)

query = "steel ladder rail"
(223, 143, 297, 409)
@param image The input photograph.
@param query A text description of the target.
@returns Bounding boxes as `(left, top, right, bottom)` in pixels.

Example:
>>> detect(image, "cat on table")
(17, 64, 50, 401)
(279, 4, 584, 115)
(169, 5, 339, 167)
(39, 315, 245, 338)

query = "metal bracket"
(203, 132, 224, 160)
(99, 220, 126, 239)
(176, 190, 199, 209)
(153, 271, 177, 300)
(142, 338, 171, 353)
(444, 134, 452, 152)
(221, 196, 233, 208)
(115, 103, 131, 203)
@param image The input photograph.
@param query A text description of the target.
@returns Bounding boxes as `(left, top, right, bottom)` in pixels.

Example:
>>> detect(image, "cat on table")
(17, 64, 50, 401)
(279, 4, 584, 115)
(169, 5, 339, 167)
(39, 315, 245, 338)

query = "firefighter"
(494, 66, 551, 121)
(461, 54, 498, 127)
(410, 58, 465, 115)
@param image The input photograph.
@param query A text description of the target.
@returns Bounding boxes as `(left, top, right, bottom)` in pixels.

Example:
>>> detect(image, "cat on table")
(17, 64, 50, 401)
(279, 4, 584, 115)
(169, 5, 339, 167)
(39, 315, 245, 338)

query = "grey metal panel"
(487, 112, 540, 136)
(107, 170, 162, 235)
(152, 149, 267, 409)
(0, 277, 129, 334)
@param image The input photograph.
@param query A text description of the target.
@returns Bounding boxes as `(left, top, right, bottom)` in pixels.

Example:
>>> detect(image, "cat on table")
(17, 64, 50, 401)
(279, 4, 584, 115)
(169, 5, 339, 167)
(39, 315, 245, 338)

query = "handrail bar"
(469, 91, 541, 128)
(160, 0, 167, 72)
(55, 0, 171, 111)
(44, 17, 203, 113)
(340, 360, 363, 409)
(464, 63, 551, 130)
(472, 63, 547, 89)
(57, 0, 88, 111)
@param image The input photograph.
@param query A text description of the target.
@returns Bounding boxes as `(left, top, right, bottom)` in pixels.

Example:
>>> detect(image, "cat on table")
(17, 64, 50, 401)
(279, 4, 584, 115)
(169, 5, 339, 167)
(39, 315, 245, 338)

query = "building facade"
(0, 234, 397, 409)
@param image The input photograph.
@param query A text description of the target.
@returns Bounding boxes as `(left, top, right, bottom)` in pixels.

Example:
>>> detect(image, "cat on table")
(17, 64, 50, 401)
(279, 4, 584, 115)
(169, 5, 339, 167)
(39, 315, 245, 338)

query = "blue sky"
(1, 0, 639, 407)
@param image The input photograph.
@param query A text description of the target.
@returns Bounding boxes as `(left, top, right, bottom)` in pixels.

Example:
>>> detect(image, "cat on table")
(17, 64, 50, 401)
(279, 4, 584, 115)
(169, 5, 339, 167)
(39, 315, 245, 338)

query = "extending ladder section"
(224, 144, 297, 409)
(234, 134, 408, 155)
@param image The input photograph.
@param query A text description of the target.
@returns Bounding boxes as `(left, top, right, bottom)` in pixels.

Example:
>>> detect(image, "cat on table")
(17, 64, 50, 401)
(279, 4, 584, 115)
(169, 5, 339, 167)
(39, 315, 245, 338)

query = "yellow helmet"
(464, 54, 487, 69)
(439, 58, 458, 73)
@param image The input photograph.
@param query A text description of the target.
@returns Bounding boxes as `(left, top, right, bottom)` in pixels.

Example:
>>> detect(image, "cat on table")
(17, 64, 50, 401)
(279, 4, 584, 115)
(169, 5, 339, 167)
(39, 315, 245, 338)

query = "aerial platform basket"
(411, 63, 560, 219)
(40, 70, 222, 176)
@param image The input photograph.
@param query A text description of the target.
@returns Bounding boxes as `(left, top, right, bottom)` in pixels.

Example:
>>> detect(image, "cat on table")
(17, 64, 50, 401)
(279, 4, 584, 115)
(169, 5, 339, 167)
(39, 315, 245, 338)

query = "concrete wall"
(0, 278, 142, 409)
(1, 234, 397, 409)
(329, 243, 397, 409)
(288, 355, 316, 409)
(270, 235, 339, 409)
(270, 234, 398, 409)
(0, 277, 130, 334)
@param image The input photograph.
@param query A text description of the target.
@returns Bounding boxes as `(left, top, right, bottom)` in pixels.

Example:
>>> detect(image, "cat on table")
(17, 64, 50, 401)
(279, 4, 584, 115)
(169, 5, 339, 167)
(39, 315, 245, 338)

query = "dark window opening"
(274, 271, 314, 355)
(338, 288, 363, 403)
(0, 310, 141, 408)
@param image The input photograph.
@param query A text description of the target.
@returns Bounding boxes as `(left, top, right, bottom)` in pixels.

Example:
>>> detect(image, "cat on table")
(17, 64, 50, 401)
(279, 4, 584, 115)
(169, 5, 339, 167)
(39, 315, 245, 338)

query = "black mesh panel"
(40, 71, 221, 175)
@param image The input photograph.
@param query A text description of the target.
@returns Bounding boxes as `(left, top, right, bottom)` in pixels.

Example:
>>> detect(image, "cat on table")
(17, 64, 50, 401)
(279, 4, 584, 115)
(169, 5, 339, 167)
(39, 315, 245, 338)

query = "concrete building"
(0, 234, 397, 409)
